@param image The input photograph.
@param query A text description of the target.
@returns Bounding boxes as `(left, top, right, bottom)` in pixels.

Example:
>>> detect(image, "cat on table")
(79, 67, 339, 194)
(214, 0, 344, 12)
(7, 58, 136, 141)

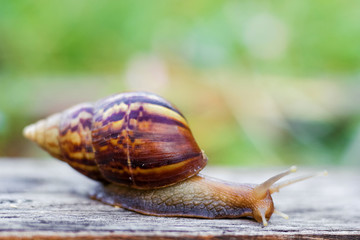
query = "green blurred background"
(1, 0, 360, 166)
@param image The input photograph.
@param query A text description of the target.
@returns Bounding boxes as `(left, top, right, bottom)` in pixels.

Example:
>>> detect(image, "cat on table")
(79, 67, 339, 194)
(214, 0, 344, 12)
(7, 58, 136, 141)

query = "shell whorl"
(23, 92, 208, 189)
(23, 113, 63, 160)
(23, 104, 106, 182)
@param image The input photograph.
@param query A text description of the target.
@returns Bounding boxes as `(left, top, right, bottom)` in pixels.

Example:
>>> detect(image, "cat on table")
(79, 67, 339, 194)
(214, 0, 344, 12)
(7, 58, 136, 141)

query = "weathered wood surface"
(0, 158, 359, 239)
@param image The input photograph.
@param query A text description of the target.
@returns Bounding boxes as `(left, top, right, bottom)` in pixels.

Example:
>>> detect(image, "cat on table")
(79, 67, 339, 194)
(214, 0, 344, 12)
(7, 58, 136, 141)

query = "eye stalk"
(253, 166, 297, 199)
(251, 166, 328, 226)
(270, 170, 328, 194)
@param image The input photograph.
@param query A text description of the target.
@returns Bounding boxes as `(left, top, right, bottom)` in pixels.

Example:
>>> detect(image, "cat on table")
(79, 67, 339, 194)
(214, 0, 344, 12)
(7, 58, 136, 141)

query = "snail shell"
(23, 92, 208, 189)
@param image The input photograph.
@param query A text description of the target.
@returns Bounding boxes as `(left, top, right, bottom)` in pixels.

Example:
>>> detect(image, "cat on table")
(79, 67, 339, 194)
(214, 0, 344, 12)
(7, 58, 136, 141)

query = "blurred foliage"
(0, 0, 360, 166)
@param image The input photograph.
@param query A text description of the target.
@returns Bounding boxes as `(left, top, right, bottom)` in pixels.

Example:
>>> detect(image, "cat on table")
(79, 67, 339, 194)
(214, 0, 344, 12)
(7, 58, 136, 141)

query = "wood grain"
(0, 158, 359, 239)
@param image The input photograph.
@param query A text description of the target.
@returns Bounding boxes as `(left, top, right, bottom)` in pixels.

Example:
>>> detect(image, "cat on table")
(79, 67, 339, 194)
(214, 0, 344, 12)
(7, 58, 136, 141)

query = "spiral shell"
(23, 92, 208, 189)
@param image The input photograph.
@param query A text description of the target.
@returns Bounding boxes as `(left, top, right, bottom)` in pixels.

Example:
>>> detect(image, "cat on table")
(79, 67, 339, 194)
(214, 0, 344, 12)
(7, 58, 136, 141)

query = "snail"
(23, 92, 326, 226)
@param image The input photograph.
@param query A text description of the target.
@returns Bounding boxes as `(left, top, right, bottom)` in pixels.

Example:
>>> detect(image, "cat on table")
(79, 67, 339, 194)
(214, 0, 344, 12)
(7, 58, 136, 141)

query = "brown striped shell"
(23, 92, 208, 189)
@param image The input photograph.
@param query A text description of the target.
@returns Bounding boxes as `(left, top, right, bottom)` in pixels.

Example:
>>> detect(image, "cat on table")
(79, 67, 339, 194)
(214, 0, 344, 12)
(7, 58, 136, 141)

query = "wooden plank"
(0, 158, 359, 239)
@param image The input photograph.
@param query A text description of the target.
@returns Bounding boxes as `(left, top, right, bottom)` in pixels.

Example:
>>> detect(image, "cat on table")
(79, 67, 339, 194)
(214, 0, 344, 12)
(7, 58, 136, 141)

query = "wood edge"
(0, 233, 359, 240)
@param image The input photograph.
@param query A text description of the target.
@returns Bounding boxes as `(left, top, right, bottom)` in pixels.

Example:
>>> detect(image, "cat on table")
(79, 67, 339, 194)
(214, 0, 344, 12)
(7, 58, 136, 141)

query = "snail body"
(92, 174, 274, 224)
(23, 92, 325, 226)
